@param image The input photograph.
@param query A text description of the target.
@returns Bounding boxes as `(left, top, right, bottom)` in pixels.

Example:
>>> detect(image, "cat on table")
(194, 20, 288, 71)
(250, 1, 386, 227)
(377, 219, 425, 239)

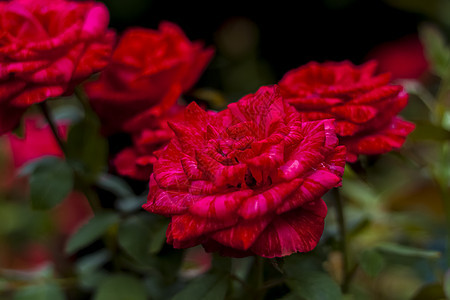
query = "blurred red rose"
(279, 61, 415, 162)
(84, 22, 214, 135)
(6, 116, 92, 235)
(144, 85, 346, 258)
(113, 104, 184, 180)
(366, 35, 428, 80)
(0, 0, 115, 135)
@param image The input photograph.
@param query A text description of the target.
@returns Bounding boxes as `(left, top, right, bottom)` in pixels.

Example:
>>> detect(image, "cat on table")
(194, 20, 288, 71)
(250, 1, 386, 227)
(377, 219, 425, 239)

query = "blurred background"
(101, 0, 449, 101)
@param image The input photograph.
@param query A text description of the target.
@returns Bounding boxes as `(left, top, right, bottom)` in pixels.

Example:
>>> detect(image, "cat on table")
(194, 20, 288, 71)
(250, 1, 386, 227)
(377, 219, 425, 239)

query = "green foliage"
(66, 104, 108, 183)
(171, 273, 229, 300)
(285, 272, 342, 300)
(419, 23, 450, 79)
(93, 273, 147, 300)
(13, 283, 66, 300)
(65, 211, 120, 255)
(359, 249, 386, 277)
(29, 157, 74, 210)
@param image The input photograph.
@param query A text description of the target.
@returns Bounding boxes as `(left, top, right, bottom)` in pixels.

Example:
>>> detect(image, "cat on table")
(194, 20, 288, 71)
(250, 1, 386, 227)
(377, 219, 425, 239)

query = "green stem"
(333, 188, 350, 293)
(38, 99, 102, 214)
(38, 102, 68, 156)
(253, 256, 265, 300)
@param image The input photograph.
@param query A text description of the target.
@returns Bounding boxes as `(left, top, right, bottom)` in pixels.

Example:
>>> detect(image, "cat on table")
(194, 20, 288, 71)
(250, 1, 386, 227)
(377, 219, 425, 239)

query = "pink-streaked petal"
(250, 199, 327, 258)
(169, 213, 238, 247)
(238, 178, 303, 219)
(189, 190, 253, 219)
(276, 170, 341, 214)
(212, 214, 274, 250)
(143, 175, 193, 216)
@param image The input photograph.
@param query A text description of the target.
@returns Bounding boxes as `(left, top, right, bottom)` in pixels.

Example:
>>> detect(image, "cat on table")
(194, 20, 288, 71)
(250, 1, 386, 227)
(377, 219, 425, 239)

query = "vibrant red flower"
(144, 85, 346, 258)
(113, 104, 184, 180)
(0, 0, 115, 134)
(279, 61, 415, 162)
(84, 22, 214, 135)
(366, 35, 428, 80)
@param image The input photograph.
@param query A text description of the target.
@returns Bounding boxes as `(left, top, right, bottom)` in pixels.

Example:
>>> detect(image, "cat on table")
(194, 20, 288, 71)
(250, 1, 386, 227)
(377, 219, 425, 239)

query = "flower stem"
(333, 187, 350, 293)
(38, 100, 101, 214)
(38, 101, 67, 156)
(252, 256, 265, 300)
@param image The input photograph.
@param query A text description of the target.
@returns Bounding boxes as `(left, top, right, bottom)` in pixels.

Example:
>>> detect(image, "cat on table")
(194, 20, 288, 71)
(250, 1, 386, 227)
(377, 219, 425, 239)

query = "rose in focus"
(0, 0, 115, 134)
(84, 22, 214, 135)
(279, 61, 415, 162)
(144, 85, 346, 258)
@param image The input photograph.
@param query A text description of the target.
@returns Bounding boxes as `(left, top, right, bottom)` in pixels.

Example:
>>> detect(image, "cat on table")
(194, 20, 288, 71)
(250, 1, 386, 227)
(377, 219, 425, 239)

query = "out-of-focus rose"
(6, 116, 92, 235)
(279, 61, 415, 162)
(366, 35, 428, 80)
(7, 117, 67, 168)
(84, 22, 214, 135)
(144, 85, 346, 258)
(113, 104, 184, 180)
(0, 0, 115, 135)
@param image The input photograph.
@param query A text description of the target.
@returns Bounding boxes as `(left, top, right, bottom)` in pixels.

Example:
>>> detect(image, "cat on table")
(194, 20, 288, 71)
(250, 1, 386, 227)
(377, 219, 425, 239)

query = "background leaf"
(94, 273, 146, 300)
(65, 211, 120, 255)
(29, 157, 74, 210)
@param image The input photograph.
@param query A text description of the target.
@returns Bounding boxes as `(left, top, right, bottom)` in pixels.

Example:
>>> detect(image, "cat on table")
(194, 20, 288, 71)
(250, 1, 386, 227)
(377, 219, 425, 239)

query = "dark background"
(100, 0, 446, 101)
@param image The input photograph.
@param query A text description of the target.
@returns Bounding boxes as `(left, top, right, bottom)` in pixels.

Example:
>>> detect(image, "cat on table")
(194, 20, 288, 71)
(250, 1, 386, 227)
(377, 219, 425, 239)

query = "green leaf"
(96, 174, 134, 198)
(171, 274, 228, 300)
(376, 243, 441, 259)
(116, 196, 146, 213)
(286, 271, 342, 300)
(117, 214, 153, 261)
(148, 219, 169, 255)
(359, 249, 386, 277)
(18, 156, 60, 177)
(76, 249, 111, 274)
(94, 273, 146, 300)
(409, 120, 450, 141)
(419, 23, 450, 78)
(29, 157, 74, 210)
(13, 283, 66, 300)
(65, 211, 120, 255)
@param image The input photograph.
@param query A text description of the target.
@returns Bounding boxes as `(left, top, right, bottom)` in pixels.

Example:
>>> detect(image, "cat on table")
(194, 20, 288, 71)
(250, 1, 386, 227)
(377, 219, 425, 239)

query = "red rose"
(84, 22, 214, 135)
(0, 0, 115, 134)
(143, 85, 346, 258)
(279, 61, 415, 162)
(113, 104, 184, 180)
